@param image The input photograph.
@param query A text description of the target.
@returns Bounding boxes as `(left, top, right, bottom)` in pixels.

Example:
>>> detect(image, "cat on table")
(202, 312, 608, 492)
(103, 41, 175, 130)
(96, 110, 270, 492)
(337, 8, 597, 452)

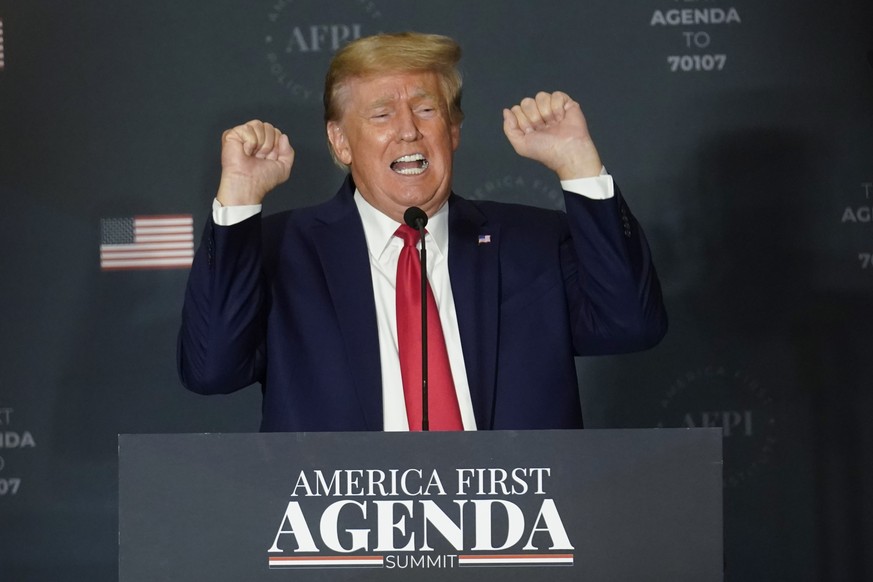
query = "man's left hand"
(503, 91, 603, 180)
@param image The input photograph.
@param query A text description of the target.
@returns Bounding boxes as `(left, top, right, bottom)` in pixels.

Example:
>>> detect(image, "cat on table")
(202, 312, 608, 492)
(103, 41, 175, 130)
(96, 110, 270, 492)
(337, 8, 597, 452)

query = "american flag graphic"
(100, 215, 194, 271)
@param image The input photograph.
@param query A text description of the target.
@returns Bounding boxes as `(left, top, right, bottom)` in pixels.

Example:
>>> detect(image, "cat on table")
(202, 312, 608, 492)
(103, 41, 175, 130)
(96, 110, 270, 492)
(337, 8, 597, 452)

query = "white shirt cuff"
(559, 166, 614, 200)
(212, 199, 262, 225)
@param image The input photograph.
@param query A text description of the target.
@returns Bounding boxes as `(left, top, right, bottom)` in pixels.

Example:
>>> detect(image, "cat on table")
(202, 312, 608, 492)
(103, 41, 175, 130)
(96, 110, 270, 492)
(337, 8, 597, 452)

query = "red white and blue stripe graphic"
(268, 555, 385, 568)
(267, 553, 573, 569)
(0, 18, 6, 70)
(100, 215, 194, 271)
(458, 553, 574, 566)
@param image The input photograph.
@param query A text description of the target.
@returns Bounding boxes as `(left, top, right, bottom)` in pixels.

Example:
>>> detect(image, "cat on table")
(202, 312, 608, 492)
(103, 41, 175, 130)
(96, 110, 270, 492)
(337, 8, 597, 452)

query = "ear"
(327, 121, 352, 165)
(450, 122, 461, 151)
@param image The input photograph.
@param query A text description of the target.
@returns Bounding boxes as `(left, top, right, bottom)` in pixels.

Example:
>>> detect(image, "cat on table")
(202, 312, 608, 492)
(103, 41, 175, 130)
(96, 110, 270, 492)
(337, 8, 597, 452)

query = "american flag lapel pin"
(477, 234, 492, 245)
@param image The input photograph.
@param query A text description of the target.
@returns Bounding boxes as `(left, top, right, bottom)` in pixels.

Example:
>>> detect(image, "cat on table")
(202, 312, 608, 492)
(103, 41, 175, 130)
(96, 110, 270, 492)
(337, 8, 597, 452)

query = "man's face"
(327, 71, 460, 222)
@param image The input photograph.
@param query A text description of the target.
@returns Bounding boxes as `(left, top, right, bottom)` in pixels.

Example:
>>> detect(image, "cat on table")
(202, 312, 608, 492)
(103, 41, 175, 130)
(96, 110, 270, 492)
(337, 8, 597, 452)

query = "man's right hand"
(216, 120, 295, 206)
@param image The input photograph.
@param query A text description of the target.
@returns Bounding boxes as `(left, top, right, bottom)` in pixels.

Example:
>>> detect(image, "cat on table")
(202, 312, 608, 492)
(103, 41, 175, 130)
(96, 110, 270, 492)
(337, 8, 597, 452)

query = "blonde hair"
(324, 32, 464, 166)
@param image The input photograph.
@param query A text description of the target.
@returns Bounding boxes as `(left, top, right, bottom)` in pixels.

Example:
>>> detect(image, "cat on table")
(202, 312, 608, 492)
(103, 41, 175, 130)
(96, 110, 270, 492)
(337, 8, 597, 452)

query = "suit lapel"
(309, 178, 382, 430)
(448, 195, 500, 430)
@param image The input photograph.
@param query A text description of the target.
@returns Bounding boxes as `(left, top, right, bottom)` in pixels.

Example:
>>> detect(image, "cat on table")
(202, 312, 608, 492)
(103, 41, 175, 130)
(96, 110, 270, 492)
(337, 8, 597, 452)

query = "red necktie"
(395, 225, 463, 431)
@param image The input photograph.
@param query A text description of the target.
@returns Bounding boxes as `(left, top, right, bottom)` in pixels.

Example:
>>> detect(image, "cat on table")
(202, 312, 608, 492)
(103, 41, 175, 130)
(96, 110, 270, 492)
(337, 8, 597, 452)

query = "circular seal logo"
(467, 174, 565, 210)
(657, 365, 777, 487)
(263, 0, 383, 102)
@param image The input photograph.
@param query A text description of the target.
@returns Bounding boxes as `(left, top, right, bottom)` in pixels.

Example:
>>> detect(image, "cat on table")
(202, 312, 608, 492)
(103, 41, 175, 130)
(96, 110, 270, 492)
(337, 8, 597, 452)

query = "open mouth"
(390, 153, 429, 175)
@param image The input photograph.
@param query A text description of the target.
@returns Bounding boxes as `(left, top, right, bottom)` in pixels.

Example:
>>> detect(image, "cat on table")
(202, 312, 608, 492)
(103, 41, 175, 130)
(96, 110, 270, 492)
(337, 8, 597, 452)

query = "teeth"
(395, 165, 427, 175)
(394, 154, 425, 163)
(391, 153, 429, 175)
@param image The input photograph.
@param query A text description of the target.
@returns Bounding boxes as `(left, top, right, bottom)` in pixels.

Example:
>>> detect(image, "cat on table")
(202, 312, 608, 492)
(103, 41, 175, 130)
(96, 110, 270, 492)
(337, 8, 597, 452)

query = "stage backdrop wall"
(1, 0, 871, 580)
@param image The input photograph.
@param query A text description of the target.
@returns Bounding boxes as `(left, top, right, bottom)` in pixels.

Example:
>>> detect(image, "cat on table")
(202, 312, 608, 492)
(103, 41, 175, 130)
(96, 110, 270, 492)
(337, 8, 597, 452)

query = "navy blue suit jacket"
(178, 176, 666, 431)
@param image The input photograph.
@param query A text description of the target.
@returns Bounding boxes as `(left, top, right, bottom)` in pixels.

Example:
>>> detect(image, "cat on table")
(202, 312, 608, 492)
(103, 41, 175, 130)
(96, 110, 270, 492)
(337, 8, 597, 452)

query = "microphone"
(403, 206, 428, 230)
(404, 207, 429, 431)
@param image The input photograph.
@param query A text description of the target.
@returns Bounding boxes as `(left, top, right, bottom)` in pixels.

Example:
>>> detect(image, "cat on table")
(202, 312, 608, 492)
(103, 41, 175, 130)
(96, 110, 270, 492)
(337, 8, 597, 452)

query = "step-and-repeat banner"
(1, 1, 871, 580)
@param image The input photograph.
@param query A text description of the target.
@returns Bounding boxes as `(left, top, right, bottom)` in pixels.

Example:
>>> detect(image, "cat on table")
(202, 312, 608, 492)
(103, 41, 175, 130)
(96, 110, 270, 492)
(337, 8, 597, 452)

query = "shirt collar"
(353, 190, 449, 262)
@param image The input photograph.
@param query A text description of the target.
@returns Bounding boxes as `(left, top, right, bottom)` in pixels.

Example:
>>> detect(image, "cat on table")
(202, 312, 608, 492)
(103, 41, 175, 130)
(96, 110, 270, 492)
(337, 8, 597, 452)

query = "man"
(178, 32, 667, 432)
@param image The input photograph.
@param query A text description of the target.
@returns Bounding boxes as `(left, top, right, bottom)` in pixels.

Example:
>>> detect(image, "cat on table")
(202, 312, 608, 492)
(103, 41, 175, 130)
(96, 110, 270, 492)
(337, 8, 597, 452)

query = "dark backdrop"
(1, 1, 871, 580)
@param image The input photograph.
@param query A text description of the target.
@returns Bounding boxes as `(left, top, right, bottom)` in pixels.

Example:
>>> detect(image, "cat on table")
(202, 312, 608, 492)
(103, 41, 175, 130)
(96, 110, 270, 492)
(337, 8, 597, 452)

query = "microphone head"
(403, 206, 428, 229)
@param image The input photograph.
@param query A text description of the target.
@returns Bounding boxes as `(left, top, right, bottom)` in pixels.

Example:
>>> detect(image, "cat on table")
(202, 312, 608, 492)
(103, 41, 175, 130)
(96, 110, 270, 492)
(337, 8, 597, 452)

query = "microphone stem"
(419, 222, 429, 432)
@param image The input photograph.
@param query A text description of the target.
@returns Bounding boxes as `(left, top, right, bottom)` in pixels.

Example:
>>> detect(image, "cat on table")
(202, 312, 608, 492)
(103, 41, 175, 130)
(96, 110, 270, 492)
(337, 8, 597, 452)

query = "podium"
(119, 429, 722, 581)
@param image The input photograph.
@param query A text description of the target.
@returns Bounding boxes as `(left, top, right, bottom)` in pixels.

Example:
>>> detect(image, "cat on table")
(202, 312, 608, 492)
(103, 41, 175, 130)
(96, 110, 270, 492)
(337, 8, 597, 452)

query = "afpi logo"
(468, 174, 566, 211)
(657, 365, 777, 487)
(263, 0, 383, 102)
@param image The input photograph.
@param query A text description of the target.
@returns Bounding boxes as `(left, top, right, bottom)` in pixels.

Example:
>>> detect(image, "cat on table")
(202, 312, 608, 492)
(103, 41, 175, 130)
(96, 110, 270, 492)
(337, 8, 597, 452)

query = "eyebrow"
(366, 89, 440, 111)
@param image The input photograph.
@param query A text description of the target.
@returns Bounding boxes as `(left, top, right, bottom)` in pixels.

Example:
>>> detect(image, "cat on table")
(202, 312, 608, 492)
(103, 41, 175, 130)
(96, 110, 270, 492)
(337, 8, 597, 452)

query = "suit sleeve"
(562, 183, 668, 355)
(177, 214, 269, 394)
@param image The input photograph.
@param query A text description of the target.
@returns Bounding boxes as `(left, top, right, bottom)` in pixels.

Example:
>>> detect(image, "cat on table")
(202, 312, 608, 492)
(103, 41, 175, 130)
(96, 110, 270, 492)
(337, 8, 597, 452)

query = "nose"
(395, 107, 422, 142)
